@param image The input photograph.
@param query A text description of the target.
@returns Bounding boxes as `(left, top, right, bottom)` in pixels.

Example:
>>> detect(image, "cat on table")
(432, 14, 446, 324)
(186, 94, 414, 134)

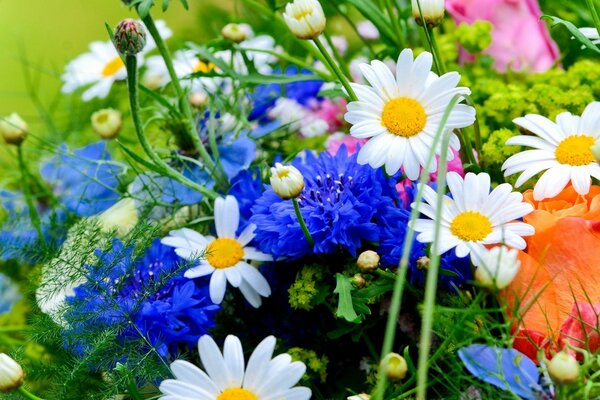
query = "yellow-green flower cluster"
(455, 21, 492, 54)
(288, 265, 324, 311)
(288, 347, 329, 383)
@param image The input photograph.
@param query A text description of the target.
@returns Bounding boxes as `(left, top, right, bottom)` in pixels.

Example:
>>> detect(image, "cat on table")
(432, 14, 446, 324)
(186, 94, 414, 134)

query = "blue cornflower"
(0, 273, 21, 315)
(250, 146, 399, 260)
(64, 238, 219, 359)
(40, 142, 125, 217)
(249, 66, 323, 121)
(228, 168, 264, 233)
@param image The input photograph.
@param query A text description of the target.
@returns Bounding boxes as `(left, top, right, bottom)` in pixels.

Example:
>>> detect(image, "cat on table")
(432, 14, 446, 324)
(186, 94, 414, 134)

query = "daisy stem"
(124, 54, 219, 200)
(140, 14, 226, 188)
(312, 37, 358, 102)
(292, 198, 314, 248)
(586, 0, 600, 40)
(17, 387, 45, 400)
(456, 128, 480, 171)
(425, 25, 446, 75)
(16, 145, 44, 246)
(372, 95, 463, 400)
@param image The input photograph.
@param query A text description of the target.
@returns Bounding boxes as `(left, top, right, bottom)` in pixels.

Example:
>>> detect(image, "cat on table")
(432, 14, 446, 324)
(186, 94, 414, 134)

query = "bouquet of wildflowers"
(4, 0, 600, 398)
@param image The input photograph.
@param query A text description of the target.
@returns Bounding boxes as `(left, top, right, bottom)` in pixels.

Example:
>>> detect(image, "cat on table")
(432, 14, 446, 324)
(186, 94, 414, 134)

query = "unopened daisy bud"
(380, 352, 408, 381)
(411, 0, 445, 27)
(0, 354, 24, 392)
(283, 0, 326, 40)
(113, 19, 147, 55)
(548, 352, 580, 384)
(97, 198, 138, 236)
(591, 137, 600, 163)
(351, 273, 366, 288)
(91, 108, 122, 140)
(473, 246, 520, 290)
(0, 113, 27, 145)
(221, 23, 248, 43)
(270, 163, 305, 199)
(190, 92, 208, 109)
(357, 250, 380, 272)
(348, 394, 370, 400)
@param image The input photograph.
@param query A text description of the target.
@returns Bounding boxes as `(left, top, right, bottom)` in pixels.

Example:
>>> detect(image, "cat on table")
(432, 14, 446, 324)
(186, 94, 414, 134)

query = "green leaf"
(137, 0, 155, 18)
(542, 15, 600, 54)
(334, 274, 360, 323)
(162, 0, 170, 11)
(116, 142, 164, 174)
(179, 0, 189, 8)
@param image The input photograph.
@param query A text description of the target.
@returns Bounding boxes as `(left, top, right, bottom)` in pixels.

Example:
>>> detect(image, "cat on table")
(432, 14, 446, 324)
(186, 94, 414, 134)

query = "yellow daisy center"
(450, 211, 493, 242)
(102, 56, 125, 77)
(381, 97, 427, 137)
(555, 135, 595, 166)
(206, 238, 244, 269)
(193, 61, 216, 74)
(217, 388, 258, 400)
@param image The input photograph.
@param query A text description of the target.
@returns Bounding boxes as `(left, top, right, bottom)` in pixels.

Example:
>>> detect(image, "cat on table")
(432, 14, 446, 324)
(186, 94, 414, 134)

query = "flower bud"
(351, 274, 366, 288)
(91, 108, 122, 140)
(190, 92, 208, 109)
(97, 198, 138, 236)
(416, 256, 430, 271)
(411, 0, 445, 27)
(548, 352, 580, 384)
(473, 246, 520, 290)
(270, 163, 305, 199)
(347, 394, 370, 400)
(221, 23, 248, 43)
(113, 19, 147, 55)
(357, 250, 379, 272)
(592, 137, 600, 163)
(283, 0, 326, 40)
(380, 352, 408, 381)
(0, 354, 23, 392)
(0, 113, 27, 145)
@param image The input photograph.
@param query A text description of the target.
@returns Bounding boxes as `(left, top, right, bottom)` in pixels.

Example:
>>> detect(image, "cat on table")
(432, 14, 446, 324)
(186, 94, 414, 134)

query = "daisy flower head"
(159, 335, 311, 400)
(161, 195, 273, 308)
(502, 102, 600, 200)
(61, 20, 172, 101)
(344, 48, 476, 180)
(412, 172, 535, 260)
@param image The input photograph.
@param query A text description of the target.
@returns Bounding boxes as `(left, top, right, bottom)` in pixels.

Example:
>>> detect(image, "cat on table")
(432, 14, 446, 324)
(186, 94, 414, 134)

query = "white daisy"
(344, 48, 476, 180)
(502, 102, 600, 200)
(159, 335, 311, 400)
(161, 195, 273, 308)
(62, 20, 172, 101)
(412, 172, 535, 260)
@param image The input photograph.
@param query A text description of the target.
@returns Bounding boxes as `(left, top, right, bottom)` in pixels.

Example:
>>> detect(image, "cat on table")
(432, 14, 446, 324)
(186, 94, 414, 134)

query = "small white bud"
(357, 250, 380, 272)
(0, 354, 24, 392)
(411, 0, 445, 27)
(473, 246, 520, 290)
(0, 113, 27, 145)
(91, 108, 122, 140)
(270, 163, 305, 199)
(548, 352, 580, 384)
(347, 394, 370, 400)
(380, 352, 408, 381)
(283, 0, 326, 40)
(190, 92, 208, 109)
(221, 23, 248, 43)
(97, 198, 138, 236)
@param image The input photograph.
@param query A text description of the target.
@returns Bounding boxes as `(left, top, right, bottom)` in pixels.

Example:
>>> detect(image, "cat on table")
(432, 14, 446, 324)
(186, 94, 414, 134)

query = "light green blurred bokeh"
(0, 0, 232, 120)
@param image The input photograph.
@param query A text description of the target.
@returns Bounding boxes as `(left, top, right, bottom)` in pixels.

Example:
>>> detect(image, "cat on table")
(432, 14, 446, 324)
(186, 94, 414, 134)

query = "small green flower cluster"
(288, 347, 329, 384)
(288, 265, 325, 311)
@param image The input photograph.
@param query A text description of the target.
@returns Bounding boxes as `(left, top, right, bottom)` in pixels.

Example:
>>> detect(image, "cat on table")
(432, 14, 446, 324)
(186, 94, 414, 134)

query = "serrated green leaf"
(542, 15, 600, 54)
(334, 274, 360, 323)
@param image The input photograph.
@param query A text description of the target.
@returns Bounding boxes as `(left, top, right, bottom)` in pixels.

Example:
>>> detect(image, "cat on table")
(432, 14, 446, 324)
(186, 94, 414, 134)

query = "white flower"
(300, 117, 329, 137)
(161, 196, 273, 308)
(357, 20, 379, 40)
(502, 102, 600, 200)
(0, 354, 23, 392)
(473, 245, 520, 290)
(412, 172, 534, 261)
(270, 163, 305, 199)
(62, 20, 172, 101)
(159, 335, 311, 400)
(268, 98, 307, 131)
(0, 113, 27, 145)
(344, 49, 475, 180)
(283, 0, 326, 40)
(579, 27, 600, 44)
(411, 0, 445, 26)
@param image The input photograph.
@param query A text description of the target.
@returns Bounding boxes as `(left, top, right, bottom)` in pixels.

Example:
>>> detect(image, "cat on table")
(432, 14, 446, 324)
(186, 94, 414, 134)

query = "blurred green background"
(0, 0, 235, 121)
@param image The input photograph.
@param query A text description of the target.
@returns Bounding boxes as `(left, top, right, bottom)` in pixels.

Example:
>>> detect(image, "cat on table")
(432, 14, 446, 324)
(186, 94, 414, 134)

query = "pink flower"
(326, 133, 367, 156)
(309, 98, 347, 132)
(445, 0, 559, 72)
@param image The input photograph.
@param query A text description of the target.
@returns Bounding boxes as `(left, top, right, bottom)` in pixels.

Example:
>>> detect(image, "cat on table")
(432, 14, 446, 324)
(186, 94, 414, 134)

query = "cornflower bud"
(113, 19, 147, 55)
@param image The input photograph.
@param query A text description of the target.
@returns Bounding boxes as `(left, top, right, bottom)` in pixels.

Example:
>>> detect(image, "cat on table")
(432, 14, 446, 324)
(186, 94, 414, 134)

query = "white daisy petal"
(170, 360, 220, 396)
(571, 166, 592, 195)
(223, 335, 245, 387)
(243, 336, 276, 389)
(209, 270, 228, 304)
(197, 335, 230, 391)
(239, 262, 271, 297)
(184, 264, 215, 279)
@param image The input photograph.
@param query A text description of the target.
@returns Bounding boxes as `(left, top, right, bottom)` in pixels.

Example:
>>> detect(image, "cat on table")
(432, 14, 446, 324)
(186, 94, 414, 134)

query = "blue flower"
(217, 132, 256, 180)
(40, 142, 124, 217)
(249, 66, 323, 121)
(229, 168, 264, 233)
(0, 273, 21, 315)
(64, 238, 219, 360)
(250, 146, 399, 259)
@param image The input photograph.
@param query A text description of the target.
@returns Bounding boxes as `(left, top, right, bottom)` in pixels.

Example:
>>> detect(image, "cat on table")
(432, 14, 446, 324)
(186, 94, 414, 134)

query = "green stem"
(239, 47, 333, 80)
(386, 0, 406, 48)
(312, 37, 358, 102)
(140, 14, 225, 187)
(415, 126, 453, 400)
(17, 387, 45, 400)
(324, 32, 350, 78)
(292, 198, 314, 247)
(464, 95, 482, 156)
(124, 54, 218, 200)
(586, 0, 600, 40)
(17, 146, 44, 244)
(0, 326, 29, 333)
(426, 25, 446, 75)
(456, 128, 480, 171)
(372, 95, 464, 400)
